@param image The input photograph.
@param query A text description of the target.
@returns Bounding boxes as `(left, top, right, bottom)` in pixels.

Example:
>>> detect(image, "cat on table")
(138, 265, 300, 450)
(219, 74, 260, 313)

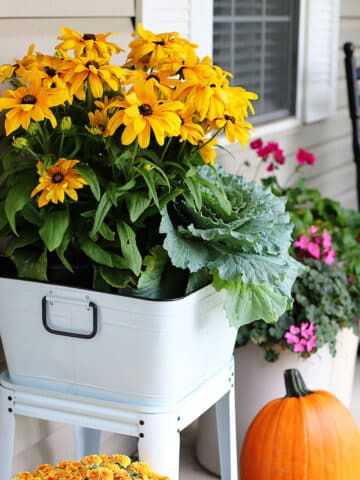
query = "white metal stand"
(0, 358, 237, 480)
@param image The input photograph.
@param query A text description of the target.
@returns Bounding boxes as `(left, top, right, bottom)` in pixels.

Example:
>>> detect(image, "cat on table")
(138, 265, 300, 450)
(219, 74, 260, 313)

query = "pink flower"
(285, 332, 300, 345)
(301, 322, 315, 339)
(289, 325, 300, 334)
(296, 148, 316, 166)
(293, 235, 310, 250)
(305, 335, 317, 352)
(323, 248, 336, 265)
(250, 138, 263, 151)
(307, 242, 321, 259)
(322, 229, 332, 250)
(308, 225, 318, 235)
(349, 274, 356, 283)
(293, 341, 305, 353)
(266, 163, 275, 172)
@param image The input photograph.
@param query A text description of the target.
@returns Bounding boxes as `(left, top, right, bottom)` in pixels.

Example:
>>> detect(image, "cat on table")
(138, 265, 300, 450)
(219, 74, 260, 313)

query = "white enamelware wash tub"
(0, 278, 236, 406)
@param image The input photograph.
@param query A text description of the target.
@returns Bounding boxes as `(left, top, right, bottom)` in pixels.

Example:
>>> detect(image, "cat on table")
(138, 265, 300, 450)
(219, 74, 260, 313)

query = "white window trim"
(191, 0, 339, 135)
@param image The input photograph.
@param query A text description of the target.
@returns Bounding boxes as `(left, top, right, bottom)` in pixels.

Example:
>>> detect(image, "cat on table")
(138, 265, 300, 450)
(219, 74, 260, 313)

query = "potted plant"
(196, 138, 360, 475)
(12, 453, 170, 479)
(0, 26, 303, 404)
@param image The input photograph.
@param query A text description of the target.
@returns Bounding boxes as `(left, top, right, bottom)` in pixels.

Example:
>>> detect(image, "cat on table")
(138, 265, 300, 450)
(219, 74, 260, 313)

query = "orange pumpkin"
(240, 368, 360, 479)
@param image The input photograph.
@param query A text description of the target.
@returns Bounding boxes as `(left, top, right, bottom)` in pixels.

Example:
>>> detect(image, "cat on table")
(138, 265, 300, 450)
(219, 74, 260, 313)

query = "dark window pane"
(213, 0, 299, 123)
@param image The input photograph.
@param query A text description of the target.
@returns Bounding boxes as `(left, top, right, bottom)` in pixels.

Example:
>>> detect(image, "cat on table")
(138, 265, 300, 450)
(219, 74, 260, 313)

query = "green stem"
(283, 369, 312, 398)
(283, 165, 302, 188)
(35, 121, 51, 154)
(160, 137, 173, 163)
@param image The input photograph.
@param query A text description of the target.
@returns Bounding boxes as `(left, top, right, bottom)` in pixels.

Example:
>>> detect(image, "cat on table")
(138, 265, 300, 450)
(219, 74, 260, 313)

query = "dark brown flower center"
(225, 115, 235, 123)
(21, 94, 36, 104)
(83, 33, 96, 41)
(44, 66, 57, 77)
(52, 172, 64, 184)
(86, 60, 100, 69)
(139, 104, 153, 116)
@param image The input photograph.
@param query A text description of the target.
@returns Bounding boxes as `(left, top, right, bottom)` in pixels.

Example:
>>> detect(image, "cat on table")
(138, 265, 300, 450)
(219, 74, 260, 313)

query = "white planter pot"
(0, 278, 237, 406)
(196, 330, 359, 476)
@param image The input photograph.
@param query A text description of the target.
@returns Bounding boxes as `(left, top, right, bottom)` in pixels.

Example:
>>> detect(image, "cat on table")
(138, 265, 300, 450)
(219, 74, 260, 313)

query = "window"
(213, 0, 300, 125)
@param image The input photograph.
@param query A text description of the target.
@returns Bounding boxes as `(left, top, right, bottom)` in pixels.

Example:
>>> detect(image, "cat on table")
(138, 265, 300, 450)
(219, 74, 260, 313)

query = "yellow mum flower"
(31, 158, 88, 207)
(215, 114, 254, 147)
(56, 27, 122, 60)
(62, 56, 126, 100)
(0, 69, 67, 135)
(0, 63, 17, 83)
(179, 116, 205, 145)
(106, 82, 183, 148)
(87, 466, 114, 480)
(198, 137, 218, 165)
(126, 23, 198, 72)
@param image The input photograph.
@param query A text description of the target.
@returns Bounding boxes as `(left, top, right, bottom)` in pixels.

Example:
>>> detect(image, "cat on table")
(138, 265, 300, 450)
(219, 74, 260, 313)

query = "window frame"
(190, 0, 338, 136)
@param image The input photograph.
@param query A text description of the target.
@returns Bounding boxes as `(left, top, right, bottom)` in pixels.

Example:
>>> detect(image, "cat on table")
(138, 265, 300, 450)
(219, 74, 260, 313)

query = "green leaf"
(12, 249, 48, 281)
(116, 221, 142, 276)
(125, 191, 151, 223)
(137, 167, 159, 208)
(90, 192, 112, 238)
(76, 164, 101, 201)
(2, 149, 19, 171)
(22, 203, 42, 227)
(99, 266, 133, 288)
(5, 228, 39, 256)
(213, 274, 288, 328)
(184, 176, 202, 210)
(5, 180, 33, 235)
(106, 179, 136, 206)
(79, 234, 127, 269)
(39, 208, 70, 251)
(134, 245, 187, 299)
(55, 228, 73, 272)
(98, 222, 115, 241)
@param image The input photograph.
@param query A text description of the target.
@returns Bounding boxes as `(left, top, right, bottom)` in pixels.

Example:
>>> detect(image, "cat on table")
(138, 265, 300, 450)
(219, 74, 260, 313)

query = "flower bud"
(60, 116, 72, 131)
(27, 122, 39, 135)
(144, 164, 154, 172)
(12, 136, 28, 149)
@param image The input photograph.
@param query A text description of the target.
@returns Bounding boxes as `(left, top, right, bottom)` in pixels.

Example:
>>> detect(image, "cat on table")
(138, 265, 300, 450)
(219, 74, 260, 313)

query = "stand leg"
(0, 385, 15, 480)
(216, 385, 238, 480)
(137, 413, 180, 480)
(75, 426, 101, 459)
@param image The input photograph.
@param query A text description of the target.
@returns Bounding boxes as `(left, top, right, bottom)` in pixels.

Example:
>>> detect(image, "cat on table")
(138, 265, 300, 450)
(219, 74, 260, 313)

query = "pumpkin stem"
(284, 369, 313, 397)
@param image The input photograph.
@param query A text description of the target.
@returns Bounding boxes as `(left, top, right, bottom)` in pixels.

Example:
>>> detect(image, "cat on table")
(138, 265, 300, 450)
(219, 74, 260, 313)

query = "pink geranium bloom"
(307, 242, 321, 259)
(301, 321, 315, 339)
(322, 229, 332, 250)
(305, 335, 317, 352)
(323, 248, 336, 265)
(285, 332, 300, 345)
(293, 341, 305, 353)
(266, 163, 275, 172)
(293, 235, 310, 250)
(308, 225, 318, 235)
(250, 138, 263, 150)
(289, 325, 301, 334)
(296, 148, 316, 166)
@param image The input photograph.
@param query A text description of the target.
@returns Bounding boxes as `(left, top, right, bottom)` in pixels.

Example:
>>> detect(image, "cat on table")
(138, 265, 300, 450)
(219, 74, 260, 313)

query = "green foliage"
(237, 258, 358, 361)
(160, 165, 304, 328)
